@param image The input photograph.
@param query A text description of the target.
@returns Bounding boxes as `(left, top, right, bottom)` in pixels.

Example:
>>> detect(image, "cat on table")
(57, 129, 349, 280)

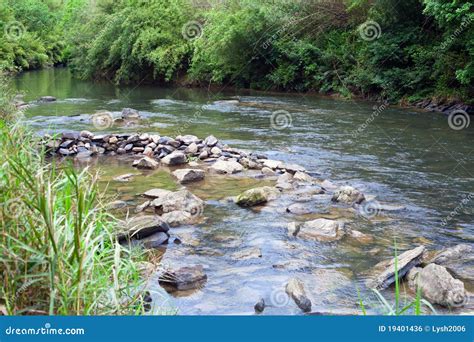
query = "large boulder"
(407, 264, 467, 307)
(285, 278, 312, 312)
(210, 159, 243, 174)
(430, 244, 474, 282)
(369, 246, 425, 290)
(331, 186, 365, 204)
(161, 151, 187, 166)
(172, 169, 205, 184)
(235, 186, 280, 207)
(288, 218, 344, 242)
(159, 265, 207, 291)
(118, 215, 170, 241)
(151, 189, 204, 216)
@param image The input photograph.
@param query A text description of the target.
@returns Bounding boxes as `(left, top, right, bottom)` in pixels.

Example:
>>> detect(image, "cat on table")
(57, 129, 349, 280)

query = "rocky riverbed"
(41, 125, 474, 315)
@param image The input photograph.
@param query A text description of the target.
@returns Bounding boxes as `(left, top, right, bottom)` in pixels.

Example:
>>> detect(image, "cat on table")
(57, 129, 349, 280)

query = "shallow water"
(13, 68, 474, 314)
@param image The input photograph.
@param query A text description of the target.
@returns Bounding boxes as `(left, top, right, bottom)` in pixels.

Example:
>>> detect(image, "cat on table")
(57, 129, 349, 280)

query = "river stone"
(235, 186, 280, 207)
(118, 215, 170, 241)
(254, 298, 265, 313)
(282, 163, 306, 173)
(161, 210, 193, 227)
(151, 189, 204, 216)
(172, 169, 205, 183)
(122, 108, 140, 119)
(262, 159, 284, 169)
(107, 200, 127, 210)
(293, 171, 313, 183)
(135, 201, 150, 213)
(140, 232, 169, 248)
(261, 167, 275, 176)
(276, 172, 294, 190)
(295, 218, 345, 242)
(369, 245, 425, 290)
(204, 135, 218, 147)
(80, 130, 94, 139)
(159, 265, 207, 291)
(430, 244, 474, 282)
(135, 156, 159, 169)
(178, 135, 200, 145)
(286, 203, 315, 215)
(331, 185, 365, 204)
(407, 264, 467, 307)
(185, 142, 198, 154)
(75, 151, 92, 159)
(161, 151, 187, 165)
(347, 229, 374, 244)
(210, 159, 244, 174)
(198, 150, 209, 159)
(285, 278, 312, 312)
(231, 247, 262, 260)
(143, 188, 172, 199)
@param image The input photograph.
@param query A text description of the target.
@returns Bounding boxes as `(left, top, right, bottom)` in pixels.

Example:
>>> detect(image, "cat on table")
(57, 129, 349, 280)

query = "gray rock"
(151, 189, 204, 216)
(261, 167, 276, 176)
(40, 96, 56, 102)
(161, 151, 187, 166)
(210, 159, 244, 174)
(198, 150, 209, 159)
(140, 232, 169, 248)
(135, 156, 159, 170)
(430, 244, 474, 282)
(161, 210, 193, 227)
(122, 108, 140, 119)
(254, 298, 265, 313)
(293, 171, 313, 183)
(331, 186, 365, 204)
(143, 188, 172, 199)
(286, 203, 315, 215)
(75, 151, 92, 159)
(210, 146, 222, 155)
(204, 135, 218, 147)
(135, 201, 150, 213)
(118, 215, 170, 241)
(282, 163, 306, 173)
(231, 247, 262, 260)
(80, 130, 94, 139)
(369, 246, 425, 290)
(276, 172, 294, 190)
(293, 218, 345, 242)
(235, 186, 280, 207)
(159, 265, 207, 291)
(59, 148, 74, 156)
(185, 142, 198, 154)
(407, 263, 467, 307)
(286, 278, 312, 312)
(262, 159, 283, 169)
(347, 229, 374, 243)
(177, 135, 200, 145)
(172, 169, 205, 184)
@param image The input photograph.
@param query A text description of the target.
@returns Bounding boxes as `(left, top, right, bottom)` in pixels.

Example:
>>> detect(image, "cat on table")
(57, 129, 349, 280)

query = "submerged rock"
(231, 247, 262, 260)
(140, 231, 169, 248)
(407, 263, 467, 307)
(210, 159, 244, 174)
(285, 278, 312, 312)
(118, 215, 170, 241)
(331, 186, 365, 204)
(159, 265, 207, 291)
(430, 244, 474, 282)
(172, 168, 205, 183)
(122, 108, 140, 119)
(369, 246, 425, 290)
(235, 186, 280, 207)
(347, 229, 374, 244)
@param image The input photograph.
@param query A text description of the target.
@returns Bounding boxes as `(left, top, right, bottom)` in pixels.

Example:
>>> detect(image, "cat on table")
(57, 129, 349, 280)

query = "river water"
(13, 68, 474, 315)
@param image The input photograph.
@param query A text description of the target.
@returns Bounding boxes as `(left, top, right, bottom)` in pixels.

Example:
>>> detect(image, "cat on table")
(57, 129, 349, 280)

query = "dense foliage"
(1, 0, 473, 103)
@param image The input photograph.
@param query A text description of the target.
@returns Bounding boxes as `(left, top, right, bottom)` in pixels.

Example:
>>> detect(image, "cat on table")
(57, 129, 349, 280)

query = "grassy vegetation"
(0, 74, 147, 315)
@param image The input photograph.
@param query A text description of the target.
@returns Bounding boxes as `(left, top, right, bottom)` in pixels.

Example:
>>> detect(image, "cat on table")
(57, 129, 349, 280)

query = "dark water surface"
(13, 68, 474, 314)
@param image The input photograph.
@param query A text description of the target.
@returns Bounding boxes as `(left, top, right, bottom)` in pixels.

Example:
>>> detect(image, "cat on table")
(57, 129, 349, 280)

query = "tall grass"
(0, 81, 146, 315)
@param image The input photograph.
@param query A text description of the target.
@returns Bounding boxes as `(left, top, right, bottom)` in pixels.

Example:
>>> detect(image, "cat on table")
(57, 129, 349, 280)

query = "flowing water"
(13, 68, 474, 315)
